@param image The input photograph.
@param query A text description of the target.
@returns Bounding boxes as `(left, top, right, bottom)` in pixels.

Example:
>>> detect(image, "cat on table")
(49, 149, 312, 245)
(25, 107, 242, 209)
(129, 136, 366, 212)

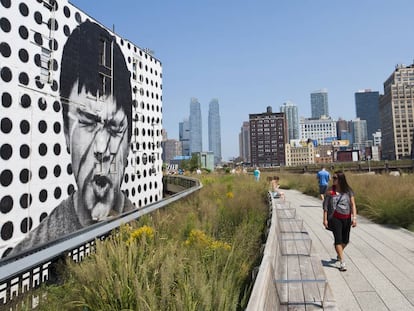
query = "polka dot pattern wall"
(0, 0, 163, 258)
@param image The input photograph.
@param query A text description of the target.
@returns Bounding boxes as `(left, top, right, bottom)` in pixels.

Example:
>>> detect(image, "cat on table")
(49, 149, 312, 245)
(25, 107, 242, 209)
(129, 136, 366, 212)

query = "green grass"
(267, 171, 414, 231)
(32, 174, 269, 311)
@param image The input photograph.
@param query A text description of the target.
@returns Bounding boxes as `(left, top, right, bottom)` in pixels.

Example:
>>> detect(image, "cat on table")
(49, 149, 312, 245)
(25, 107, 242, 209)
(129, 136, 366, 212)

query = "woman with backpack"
(323, 170, 357, 271)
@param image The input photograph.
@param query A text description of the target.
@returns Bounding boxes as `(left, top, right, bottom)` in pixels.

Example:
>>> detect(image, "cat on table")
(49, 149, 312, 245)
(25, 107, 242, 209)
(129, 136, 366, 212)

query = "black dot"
(34, 11, 42, 24)
(1, 221, 13, 240)
(2, 92, 11, 108)
(20, 217, 33, 233)
(51, 80, 58, 91)
(47, 18, 58, 31)
(35, 76, 44, 89)
(53, 101, 60, 112)
(34, 32, 43, 45)
(63, 6, 70, 17)
(1, 66, 12, 82)
(131, 174, 135, 182)
(63, 25, 70, 36)
(19, 168, 31, 183)
(18, 49, 29, 62)
(125, 189, 129, 197)
(53, 165, 61, 177)
(49, 39, 58, 51)
(0, 144, 12, 160)
(67, 163, 72, 175)
(132, 187, 136, 196)
(67, 184, 75, 195)
(53, 143, 61, 155)
(20, 193, 32, 209)
(1, 0, 11, 8)
(20, 94, 31, 108)
(0, 195, 13, 213)
(54, 187, 61, 199)
(39, 166, 47, 179)
(0, 42, 11, 57)
(19, 25, 28, 39)
(39, 189, 47, 202)
(38, 98, 47, 110)
(0, 17, 11, 32)
(19, 3, 29, 16)
(53, 122, 61, 134)
(19, 72, 29, 85)
(38, 120, 47, 133)
(124, 174, 129, 183)
(40, 212, 47, 222)
(1, 117, 12, 133)
(75, 12, 81, 23)
(0, 169, 13, 187)
(20, 120, 30, 134)
(39, 143, 47, 156)
(20, 144, 30, 158)
(34, 54, 41, 67)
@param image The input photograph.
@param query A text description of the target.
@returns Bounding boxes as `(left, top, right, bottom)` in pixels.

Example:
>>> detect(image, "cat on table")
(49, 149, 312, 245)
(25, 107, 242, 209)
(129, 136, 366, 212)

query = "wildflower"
(127, 225, 154, 245)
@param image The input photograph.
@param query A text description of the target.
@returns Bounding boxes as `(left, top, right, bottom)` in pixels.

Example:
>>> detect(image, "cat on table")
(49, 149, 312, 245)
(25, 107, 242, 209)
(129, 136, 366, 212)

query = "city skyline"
(70, 0, 414, 160)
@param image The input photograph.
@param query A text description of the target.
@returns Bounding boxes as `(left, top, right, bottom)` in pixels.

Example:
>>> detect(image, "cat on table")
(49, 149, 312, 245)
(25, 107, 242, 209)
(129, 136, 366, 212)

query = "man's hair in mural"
(60, 20, 132, 142)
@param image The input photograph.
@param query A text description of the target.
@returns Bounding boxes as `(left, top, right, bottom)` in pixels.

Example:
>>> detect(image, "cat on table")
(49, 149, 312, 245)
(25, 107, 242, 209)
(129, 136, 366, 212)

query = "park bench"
(271, 193, 329, 308)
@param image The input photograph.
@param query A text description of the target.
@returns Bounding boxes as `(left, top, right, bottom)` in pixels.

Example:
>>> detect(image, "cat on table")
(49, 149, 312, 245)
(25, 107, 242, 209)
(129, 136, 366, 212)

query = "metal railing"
(0, 176, 201, 307)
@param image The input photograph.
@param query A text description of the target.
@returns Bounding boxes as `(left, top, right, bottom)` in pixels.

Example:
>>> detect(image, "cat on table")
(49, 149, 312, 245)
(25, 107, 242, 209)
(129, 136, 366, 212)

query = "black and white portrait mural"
(0, 0, 163, 258)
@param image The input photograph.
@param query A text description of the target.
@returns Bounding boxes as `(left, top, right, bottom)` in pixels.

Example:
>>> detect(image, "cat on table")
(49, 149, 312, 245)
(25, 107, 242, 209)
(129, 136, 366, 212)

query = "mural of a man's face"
(65, 81, 129, 224)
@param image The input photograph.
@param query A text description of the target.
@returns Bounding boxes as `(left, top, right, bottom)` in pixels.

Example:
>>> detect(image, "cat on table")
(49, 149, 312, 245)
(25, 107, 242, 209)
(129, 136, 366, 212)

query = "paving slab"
(281, 189, 414, 311)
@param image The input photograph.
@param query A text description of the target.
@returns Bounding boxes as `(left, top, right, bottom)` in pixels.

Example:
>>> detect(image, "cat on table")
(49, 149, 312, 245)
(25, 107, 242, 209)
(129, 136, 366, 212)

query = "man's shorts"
(319, 185, 328, 195)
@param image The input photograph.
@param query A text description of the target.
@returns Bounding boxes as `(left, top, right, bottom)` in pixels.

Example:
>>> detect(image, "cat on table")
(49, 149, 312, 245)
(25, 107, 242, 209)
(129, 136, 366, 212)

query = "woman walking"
(323, 170, 357, 271)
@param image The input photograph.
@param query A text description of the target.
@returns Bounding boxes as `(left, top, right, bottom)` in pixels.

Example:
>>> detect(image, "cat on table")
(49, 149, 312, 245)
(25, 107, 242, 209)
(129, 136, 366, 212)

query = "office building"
(239, 121, 251, 163)
(311, 89, 329, 118)
(280, 101, 299, 141)
(208, 98, 222, 165)
(379, 64, 414, 160)
(162, 139, 183, 163)
(355, 89, 381, 139)
(249, 107, 286, 167)
(352, 118, 369, 151)
(300, 116, 337, 146)
(179, 119, 190, 156)
(189, 98, 202, 154)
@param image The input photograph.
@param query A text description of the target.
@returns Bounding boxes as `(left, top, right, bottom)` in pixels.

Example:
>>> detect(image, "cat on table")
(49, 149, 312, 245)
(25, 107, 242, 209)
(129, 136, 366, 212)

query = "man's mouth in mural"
(91, 175, 113, 200)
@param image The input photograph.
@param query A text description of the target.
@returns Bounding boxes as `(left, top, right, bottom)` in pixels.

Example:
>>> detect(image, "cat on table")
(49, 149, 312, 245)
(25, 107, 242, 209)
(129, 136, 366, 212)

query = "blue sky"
(70, 0, 414, 161)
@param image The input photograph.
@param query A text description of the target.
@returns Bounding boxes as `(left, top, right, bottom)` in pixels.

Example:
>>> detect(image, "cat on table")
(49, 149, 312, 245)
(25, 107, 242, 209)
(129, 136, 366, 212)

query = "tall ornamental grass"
(32, 174, 269, 311)
(273, 172, 414, 231)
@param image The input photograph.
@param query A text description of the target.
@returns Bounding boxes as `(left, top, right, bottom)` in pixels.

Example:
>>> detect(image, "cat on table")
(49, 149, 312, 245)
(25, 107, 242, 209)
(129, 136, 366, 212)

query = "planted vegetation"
(32, 174, 269, 311)
(276, 171, 414, 231)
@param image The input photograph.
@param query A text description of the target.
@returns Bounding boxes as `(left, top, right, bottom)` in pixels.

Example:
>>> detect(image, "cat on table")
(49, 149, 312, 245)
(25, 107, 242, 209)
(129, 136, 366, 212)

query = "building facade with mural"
(0, 0, 163, 258)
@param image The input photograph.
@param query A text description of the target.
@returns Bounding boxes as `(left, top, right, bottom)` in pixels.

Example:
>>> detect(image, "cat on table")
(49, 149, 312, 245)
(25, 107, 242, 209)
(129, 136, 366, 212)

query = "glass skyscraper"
(280, 101, 299, 141)
(355, 89, 380, 140)
(189, 97, 202, 154)
(179, 118, 190, 156)
(311, 89, 329, 118)
(208, 98, 222, 165)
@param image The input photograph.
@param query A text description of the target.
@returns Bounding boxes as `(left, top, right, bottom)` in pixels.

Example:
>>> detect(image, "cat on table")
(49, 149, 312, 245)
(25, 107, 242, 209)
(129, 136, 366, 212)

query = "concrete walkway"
(283, 189, 414, 311)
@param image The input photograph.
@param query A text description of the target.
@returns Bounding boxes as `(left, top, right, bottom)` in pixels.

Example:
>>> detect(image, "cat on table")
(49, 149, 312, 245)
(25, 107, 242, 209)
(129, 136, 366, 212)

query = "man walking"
(317, 166, 330, 200)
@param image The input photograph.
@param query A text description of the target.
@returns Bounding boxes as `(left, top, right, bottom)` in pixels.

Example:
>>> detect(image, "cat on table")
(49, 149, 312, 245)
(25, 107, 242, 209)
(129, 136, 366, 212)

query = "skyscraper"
(311, 89, 329, 118)
(179, 119, 190, 156)
(239, 121, 251, 163)
(208, 98, 222, 165)
(280, 101, 299, 141)
(355, 89, 380, 140)
(189, 98, 202, 154)
(380, 64, 414, 160)
(249, 106, 286, 167)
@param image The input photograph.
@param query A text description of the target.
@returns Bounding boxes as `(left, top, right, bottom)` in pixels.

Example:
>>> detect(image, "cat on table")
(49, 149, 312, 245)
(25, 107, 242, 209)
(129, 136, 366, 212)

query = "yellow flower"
(226, 191, 234, 198)
(127, 225, 154, 245)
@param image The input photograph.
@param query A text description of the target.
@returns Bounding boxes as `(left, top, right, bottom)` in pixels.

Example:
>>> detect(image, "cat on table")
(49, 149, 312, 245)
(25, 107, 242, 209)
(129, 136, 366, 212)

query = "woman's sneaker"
(339, 261, 347, 271)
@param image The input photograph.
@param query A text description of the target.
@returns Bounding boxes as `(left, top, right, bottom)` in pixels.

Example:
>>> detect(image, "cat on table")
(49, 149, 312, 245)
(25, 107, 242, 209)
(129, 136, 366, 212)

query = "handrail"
(0, 176, 201, 306)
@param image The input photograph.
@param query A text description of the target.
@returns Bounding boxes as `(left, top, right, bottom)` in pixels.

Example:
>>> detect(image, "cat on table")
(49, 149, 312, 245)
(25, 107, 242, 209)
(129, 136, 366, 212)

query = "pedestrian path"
(283, 189, 414, 311)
